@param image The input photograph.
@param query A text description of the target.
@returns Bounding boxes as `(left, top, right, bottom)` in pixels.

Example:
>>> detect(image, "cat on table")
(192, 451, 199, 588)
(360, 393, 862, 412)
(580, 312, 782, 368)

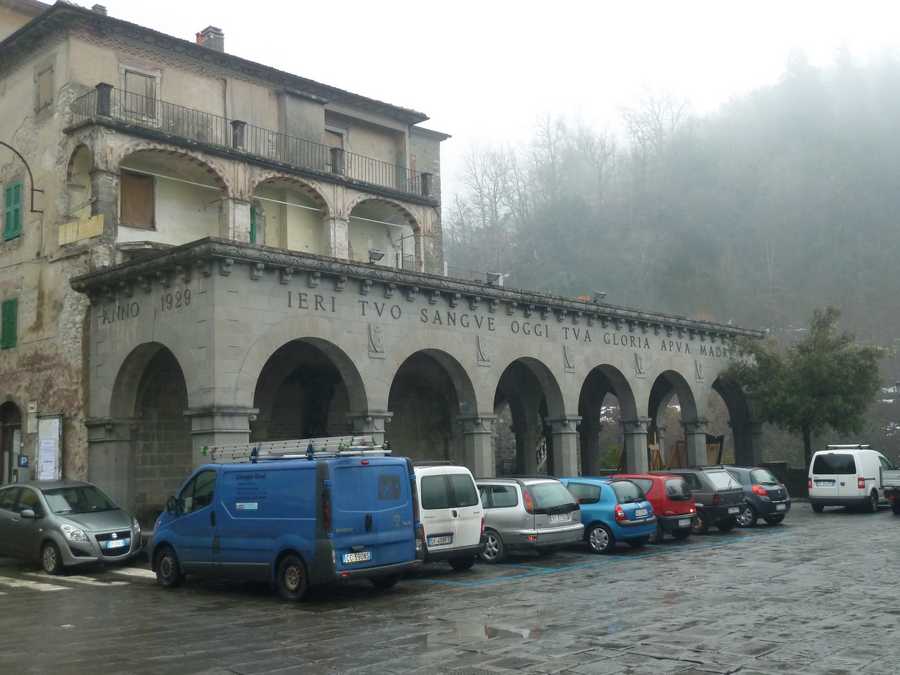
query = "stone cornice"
(70, 238, 764, 340)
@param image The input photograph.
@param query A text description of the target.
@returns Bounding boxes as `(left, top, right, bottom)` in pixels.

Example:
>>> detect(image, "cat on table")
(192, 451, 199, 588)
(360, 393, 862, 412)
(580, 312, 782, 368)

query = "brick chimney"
(196, 26, 224, 52)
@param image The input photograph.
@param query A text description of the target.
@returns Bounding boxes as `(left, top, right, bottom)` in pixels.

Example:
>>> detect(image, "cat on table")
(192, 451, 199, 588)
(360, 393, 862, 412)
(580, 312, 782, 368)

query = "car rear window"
(566, 482, 602, 504)
(705, 471, 741, 490)
(628, 478, 653, 495)
(334, 465, 407, 509)
(611, 480, 645, 504)
(750, 469, 779, 485)
(422, 474, 479, 510)
(448, 474, 478, 507)
(813, 453, 857, 475)
(664, 478, 691, 500)
(528, 481, 577, 509)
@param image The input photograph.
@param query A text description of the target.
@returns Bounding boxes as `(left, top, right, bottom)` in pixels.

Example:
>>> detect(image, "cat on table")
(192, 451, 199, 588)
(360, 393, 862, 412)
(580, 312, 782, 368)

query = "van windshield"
(813, 453, 857, 475)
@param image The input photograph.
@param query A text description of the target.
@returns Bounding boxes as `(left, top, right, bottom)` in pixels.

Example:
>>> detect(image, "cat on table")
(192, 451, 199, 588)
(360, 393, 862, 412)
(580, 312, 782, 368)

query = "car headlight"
(60, 523, 89, 544)
(132, 517, 141, 534)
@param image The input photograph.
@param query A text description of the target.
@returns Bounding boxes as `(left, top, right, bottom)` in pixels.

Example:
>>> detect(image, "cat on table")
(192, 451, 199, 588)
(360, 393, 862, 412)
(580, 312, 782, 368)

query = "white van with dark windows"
(808, 445, 895, 513)
(414, 463, 484, 571)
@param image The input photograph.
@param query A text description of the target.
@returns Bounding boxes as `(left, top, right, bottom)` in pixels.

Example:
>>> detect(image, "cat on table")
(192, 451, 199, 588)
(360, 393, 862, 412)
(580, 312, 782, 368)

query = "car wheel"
(479, 529, 505, 564)
(717, 518, 736, 533)
(276, 553, 308, 600)
(628, 536, 649, 548)
(865, 490, 878, 513)
(41, 541, 63, 575)
(691, 515, 709, 535)
(811, 503, 824, 513)
(449, 556, 476, 572)
(154, 545, 183, 588)
(763, 515, 785, 525)
(672, 528, 691, 540)
(370, 575, 400, 590)
(587, 524, 615, 554)
(736, 504, 756, 528)
(892, 499, 900, 515)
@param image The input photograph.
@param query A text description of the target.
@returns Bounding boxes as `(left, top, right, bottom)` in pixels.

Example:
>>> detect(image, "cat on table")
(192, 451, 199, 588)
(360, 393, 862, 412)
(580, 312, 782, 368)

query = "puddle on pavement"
(439, 620, 545, 642)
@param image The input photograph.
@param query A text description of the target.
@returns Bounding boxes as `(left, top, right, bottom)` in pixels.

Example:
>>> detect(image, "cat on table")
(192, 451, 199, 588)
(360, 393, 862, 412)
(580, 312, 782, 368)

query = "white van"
(414, 463, 484, 571)
(808, 445, 895, 513)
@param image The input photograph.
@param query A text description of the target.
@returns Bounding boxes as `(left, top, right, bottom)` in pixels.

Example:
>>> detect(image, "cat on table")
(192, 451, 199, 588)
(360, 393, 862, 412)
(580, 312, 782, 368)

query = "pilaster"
(347, 410, 393, 445)
(185, 406, 256, 466)
(547, 416, 581, 476)
(683, 418, 709, 467)
(458, 415, 496, 478)
(623, 417, 652, 473)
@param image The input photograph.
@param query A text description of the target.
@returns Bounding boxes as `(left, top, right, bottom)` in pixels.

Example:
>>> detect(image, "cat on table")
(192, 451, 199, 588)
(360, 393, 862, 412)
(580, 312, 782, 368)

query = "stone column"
(579, 415, 602, 476)
(323, 216, 350, 259)
(683, 419, 709, 467)
(90, 168, 118, 236)
(458, 415, 496, 478)
(548, 417, 581, 476)
(346, 411, 393, 446)
(221, 198, 251, 242)
(623, 417, 651, 473)
(86, 417, 135, 510)
(185, 407, 256, 467)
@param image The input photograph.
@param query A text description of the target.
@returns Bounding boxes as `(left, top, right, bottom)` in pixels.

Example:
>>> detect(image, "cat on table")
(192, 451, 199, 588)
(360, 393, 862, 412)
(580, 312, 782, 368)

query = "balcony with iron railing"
(68, 84, 439, 204)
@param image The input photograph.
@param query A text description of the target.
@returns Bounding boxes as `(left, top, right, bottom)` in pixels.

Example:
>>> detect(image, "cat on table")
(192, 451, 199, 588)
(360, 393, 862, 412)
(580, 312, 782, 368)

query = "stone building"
(0, 1, 762, 522)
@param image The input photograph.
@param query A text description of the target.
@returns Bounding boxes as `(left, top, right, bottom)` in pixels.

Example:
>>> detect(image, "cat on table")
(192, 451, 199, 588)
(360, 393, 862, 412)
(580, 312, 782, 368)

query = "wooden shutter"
(1, 299, 17, 350)
(120, 171, 155, 228)
(36, 67, 53, 111)
(250, 205, 258, 244)
(3, 182, 22, 241)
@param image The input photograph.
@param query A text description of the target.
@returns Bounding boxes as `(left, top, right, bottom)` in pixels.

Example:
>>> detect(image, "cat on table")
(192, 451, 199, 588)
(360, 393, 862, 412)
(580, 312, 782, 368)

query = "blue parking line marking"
(413, 527, 792, 589)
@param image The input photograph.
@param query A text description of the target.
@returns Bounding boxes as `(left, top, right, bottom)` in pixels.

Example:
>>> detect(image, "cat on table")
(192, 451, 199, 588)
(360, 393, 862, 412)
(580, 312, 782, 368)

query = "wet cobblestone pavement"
(1, 505, 898, 674)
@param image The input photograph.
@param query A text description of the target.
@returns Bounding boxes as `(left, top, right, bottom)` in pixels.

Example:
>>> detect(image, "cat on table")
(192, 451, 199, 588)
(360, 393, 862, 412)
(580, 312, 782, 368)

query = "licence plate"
(678, 519, 691, 528)
(815, 480, 834, 486)
(428, 534, 453, 547)
(776, 504, 787, 511)
(104, 539, 128, 550)
(634, 509, 648, 518)
(728, 507, 740, 515)
(549, 513, 569, 523)
(342, 551, 372, 564)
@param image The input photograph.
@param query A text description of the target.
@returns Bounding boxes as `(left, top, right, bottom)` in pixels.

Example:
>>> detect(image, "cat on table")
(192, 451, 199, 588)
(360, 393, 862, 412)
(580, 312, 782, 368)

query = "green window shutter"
(249, 205, 257, 244)
(1, 298, 17, 349)
(3, 182, 23, 241)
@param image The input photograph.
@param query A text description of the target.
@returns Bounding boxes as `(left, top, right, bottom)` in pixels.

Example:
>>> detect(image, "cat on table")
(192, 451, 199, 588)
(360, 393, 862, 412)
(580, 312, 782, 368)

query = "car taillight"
(808, 478, 812, 489)
(614, 504, 626, 522)
(523, 489, 535, 514)
(322, 488, 332, 532)
(751, 484, 768, 497)
(712, 494, 721, 506)
(858, 477, 866, 490)
(480, 516, 485, 536)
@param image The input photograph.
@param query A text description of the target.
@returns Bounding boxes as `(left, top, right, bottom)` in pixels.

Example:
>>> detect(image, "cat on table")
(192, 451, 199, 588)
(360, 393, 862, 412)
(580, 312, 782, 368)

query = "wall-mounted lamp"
(368, 249, 385, 263)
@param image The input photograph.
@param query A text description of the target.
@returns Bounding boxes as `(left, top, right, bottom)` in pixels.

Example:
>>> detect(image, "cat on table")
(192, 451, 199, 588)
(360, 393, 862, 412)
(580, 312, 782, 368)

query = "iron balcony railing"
(70, 85, 439, 201)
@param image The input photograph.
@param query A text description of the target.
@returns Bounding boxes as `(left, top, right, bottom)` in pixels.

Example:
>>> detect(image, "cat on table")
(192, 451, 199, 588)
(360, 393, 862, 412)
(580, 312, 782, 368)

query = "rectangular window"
(3, 182, 23, 241)
(812, 453, 857, 475)
(124, 70, 156, 119)
(488, 485, 518, 509)
(36, 66, 53, 112)
(120, 171, 155, 228)
(1, 298, 18, 350)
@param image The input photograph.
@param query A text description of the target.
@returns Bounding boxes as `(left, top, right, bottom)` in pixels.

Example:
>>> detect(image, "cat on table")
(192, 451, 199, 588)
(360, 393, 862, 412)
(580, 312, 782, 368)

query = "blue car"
(559, 477, 657, 553)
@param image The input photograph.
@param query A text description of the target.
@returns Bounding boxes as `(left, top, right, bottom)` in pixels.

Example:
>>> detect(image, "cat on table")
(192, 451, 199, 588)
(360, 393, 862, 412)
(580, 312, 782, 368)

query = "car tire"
(763, 515, 785, 525)
(671, 528, 691, 540)
(154, 545, 183, 589)
(479, 529, 505, 564)
(717, 518, 736, 533)
(691, 515, 709, 535)
(865, 490, 878, 513)
(276, 553, 308, 600)
(40, 541, 63, 575)
(892, 499, 900, 515)
(370, 575, 399, 590)
(736, 504, 757, 528)
(628, 536, 648, 548)
(449, 556, 476, 572)
(811, 503, 824, 513)
(587, 524, 615, 554)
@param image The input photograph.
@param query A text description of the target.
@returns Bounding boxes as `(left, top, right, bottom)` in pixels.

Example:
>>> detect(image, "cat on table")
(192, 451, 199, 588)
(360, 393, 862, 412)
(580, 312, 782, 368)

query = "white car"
(808, 445, 895, 513)
(414, 463, 484, 571)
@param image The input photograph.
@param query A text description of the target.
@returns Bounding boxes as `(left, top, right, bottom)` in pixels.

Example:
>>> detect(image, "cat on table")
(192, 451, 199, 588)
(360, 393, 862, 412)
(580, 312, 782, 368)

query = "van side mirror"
(20, 509, 36, 519)
(165, 496, 181, 515)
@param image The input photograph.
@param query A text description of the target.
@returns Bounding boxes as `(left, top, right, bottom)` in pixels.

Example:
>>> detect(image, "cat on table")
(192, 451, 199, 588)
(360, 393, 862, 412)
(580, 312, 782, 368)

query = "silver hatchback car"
(0, 480, 142, 573)
(476, 477, 583, 562)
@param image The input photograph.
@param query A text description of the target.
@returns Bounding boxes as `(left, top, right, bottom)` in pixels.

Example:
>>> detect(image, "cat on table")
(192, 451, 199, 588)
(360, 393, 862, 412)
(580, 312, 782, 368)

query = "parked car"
(475, 477, 582, 563)
(414, 463, 484, 571)
(560, 477, 657, 553)
(150, 449, 423, 600)
(613, 473, 696, 541)
(808, 445, 895, 513)
(725, 466, 791, 526)
(0, 480, 142, 574)
(660, 468, 743, 533)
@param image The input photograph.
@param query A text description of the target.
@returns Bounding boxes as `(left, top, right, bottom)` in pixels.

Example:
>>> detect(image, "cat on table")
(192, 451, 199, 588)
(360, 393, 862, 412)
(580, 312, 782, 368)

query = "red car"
(613, 473, 696, 541)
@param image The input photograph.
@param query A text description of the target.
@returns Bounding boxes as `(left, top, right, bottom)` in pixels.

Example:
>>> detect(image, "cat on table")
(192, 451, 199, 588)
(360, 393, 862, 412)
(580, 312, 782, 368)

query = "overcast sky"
(100, 0, 900, 196)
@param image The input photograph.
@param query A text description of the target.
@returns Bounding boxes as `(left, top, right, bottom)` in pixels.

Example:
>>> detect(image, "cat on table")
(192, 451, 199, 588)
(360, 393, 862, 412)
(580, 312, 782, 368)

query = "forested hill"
(444, 53, 900, 368)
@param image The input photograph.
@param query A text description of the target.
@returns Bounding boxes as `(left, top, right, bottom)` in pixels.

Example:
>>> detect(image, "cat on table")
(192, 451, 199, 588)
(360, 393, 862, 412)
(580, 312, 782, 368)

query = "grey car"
(0, 480, 141, 573)
(475, 477, 583, 563)
(725, 466, 791, 527)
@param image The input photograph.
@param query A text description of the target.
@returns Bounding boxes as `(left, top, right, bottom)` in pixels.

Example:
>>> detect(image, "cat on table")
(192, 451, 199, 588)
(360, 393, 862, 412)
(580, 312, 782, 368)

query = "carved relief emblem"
(367, 323, 385, 358)
(694, 359, 704, 382)
(476, 335, 490, 366)
(633, 352, 647, 378)
(563, 345, 575, 372)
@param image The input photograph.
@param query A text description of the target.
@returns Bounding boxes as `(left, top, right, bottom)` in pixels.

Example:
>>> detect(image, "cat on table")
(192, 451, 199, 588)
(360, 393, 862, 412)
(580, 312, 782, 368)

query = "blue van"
(149, 451, 423, 600)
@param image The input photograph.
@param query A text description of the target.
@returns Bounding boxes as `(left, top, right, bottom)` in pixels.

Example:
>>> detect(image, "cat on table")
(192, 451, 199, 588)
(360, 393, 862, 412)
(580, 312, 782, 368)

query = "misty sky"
(99, 0, 900, 195)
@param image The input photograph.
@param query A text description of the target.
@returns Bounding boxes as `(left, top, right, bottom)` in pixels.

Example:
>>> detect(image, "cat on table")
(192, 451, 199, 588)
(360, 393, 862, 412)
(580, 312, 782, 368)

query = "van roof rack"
(412, 460, 454, 467)
(826, 444, 871, 450)
(201, 435, 391, 464)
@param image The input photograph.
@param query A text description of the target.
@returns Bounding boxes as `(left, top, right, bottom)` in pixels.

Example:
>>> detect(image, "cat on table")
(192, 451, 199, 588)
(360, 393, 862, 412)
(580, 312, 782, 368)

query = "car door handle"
(210, 511, 216, 527)
(452, 510, 458, 518)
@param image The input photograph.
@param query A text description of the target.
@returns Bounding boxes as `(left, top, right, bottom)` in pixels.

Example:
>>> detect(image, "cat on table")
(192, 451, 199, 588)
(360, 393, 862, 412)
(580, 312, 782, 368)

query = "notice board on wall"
(37, 415, 62, 481)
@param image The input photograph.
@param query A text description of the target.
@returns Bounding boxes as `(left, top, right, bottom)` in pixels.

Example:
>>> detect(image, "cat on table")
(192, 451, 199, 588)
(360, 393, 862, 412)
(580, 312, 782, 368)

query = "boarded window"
(3, 182, 22, 240)
(124, 70, 156, 119)
(1, 298, 17, 350)
(120, 171, 155, 228)
(36, 66, 53, 111)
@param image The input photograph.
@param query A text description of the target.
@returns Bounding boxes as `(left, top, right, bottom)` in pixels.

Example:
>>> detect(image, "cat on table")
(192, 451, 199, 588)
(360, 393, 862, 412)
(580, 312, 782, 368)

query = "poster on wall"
(37, 415, 62, 481)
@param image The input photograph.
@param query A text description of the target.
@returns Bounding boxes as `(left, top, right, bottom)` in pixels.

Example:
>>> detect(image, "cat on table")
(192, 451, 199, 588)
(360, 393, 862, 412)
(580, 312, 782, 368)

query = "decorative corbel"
(219, 258, 234, 276)
(279, 267, 294, 285)
(384, 283, 397, 299)
(250, 263, 264, 281)
(405, 286, 419, 302)
(307, 271, 320, 288)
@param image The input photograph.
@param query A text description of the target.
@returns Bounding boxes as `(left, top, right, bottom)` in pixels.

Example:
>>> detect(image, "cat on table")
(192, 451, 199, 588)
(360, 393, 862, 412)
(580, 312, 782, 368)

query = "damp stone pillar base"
(459, 415, 496, 478)
(186, 407, 256, 466)
(684, 419, 709, 467)
(548, 417, 581, 476)
(86, 417, 135, 510)
(347, 411, 393, 446)
(623, 417, 651, 473)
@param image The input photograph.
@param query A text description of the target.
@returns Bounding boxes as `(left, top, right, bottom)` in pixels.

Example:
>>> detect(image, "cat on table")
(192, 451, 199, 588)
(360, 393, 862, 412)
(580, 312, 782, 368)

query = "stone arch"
(578, 365, 638, 474)
(712, 375, 757, 466)
(1, 400, 22, 484)
(648, 370, 701, 468)
(66, 144, 93, 221)
(251, 174, 330, 252)
(386, 349, 478, 464)
(251, 337, 369, 442)
(250, 172, 330, 215)
(347, 197, 420, 269)
(114, 144, 232, 196)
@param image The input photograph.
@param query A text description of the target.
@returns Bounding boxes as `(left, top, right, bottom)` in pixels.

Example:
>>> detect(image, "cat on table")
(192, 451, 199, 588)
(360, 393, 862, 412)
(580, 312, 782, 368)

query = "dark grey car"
(660, 468, 744, 533)
(726, 466, 791, 527)
(0, 480, 141, 573)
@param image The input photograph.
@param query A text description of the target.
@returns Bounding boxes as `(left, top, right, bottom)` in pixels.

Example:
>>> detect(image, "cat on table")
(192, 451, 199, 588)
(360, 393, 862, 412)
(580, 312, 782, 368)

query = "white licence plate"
(728, 507, 740, 515)
(815, 480, 834, 486)
(634, 509, 648, 518)
(678, 519, 691, 528)
(105, 539, 127, 550)
(428, 535, 453, 546)
(342, 551, 372, 564)
(549, 513, 569, 523)
(776, 504, 787, 511)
